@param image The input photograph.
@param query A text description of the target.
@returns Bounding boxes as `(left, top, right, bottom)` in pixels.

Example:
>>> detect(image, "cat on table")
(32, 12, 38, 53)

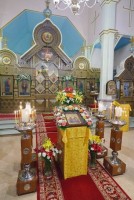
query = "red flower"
(64, 87, 73, 93)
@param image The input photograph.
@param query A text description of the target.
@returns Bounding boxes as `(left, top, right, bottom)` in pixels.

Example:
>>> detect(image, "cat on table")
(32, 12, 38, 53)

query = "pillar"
(98, 0, 120, 102)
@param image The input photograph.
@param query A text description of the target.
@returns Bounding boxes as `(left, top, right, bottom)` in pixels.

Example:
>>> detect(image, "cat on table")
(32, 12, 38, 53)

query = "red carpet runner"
(0, 113, 15, 120)
(36, 113, 132, 200)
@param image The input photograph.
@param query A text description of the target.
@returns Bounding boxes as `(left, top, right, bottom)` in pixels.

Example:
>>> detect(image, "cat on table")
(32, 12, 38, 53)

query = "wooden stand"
(103, 157, 126, 176)
(95, 114, 108, 159)
(16, 128, 37, 195)
(103, 123, 126, 176)
(17, 170, 37, 195)
(95, 116, 104, 138)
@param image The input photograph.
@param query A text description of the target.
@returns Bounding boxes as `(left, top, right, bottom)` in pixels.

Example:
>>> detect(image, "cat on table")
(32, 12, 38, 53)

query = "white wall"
(114, 43, 133, 73)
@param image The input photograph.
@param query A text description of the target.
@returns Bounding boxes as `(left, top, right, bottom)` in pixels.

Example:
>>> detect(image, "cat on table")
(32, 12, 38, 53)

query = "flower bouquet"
(34, 137, 61, 177)
(88, 134, 104, 169)
(53, 105, 93, 129)
(56, 87, 83, 105)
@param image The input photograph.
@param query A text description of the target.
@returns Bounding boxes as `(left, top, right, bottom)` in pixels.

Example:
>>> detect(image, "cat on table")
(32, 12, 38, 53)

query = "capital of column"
(99, 29, 119, 44)
(100, 0, 120, 7)
(100, 29, 118, 37)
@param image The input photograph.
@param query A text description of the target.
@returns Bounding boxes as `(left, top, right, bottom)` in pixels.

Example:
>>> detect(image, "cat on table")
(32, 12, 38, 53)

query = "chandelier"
(53, 0, 99, 15)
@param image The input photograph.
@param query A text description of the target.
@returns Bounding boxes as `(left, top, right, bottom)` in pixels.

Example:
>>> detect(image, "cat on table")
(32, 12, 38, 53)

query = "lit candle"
(94, 100, 97, 109)
(109, 103, 112, 120)
(21, 109, 30, 123)
(115, 106, 122, 118)
(98, 101, 104, 112)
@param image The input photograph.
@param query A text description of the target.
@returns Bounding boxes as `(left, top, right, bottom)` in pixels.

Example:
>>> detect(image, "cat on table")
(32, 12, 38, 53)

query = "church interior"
(0, 0, 134, 199)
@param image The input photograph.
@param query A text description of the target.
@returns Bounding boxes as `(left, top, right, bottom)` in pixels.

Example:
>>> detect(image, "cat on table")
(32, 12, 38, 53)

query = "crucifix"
(91, 11, 99, 35)
(123, 0, 134, 27)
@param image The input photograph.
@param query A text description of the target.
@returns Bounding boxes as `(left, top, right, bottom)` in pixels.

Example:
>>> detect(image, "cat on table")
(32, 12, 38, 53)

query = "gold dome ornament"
(2, 56, 11, 65)
(42, 32, 53, 44)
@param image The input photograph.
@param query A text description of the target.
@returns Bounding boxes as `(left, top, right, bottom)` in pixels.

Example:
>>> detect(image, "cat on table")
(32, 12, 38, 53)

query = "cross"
(91, 11, 99, 35)
(123, 0, 134, 27)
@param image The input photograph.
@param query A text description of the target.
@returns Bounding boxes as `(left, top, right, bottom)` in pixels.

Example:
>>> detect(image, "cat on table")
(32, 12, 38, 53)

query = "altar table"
(57, 126, 91, 179)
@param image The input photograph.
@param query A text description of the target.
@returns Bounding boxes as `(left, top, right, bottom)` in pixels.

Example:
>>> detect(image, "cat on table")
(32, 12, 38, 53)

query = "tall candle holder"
(95, 112, 108, 158)
(103, 117, 126, 176)
(15, 102, 37, 195)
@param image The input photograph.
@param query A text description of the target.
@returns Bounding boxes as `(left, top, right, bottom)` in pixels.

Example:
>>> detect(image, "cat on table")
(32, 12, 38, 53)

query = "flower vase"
(89, 150, 97, 169)
(44, 159, 53, 179)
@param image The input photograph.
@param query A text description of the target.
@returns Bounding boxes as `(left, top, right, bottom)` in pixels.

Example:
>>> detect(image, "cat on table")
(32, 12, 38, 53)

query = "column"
(98, 0, 120, 102)
(99, 29, 118, 101)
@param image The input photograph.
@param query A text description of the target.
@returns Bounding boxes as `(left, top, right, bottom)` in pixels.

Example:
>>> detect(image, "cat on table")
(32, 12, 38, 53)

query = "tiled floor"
(0, 127, 134, 200)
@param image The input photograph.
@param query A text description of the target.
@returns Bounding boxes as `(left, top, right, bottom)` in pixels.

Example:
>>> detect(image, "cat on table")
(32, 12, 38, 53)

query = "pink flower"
(61, 121, 67, 126)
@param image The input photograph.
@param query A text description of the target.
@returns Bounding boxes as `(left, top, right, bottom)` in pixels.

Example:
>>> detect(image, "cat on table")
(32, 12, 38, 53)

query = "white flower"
(55, 148, 58, 153)
(53, 152, 56, 156)
(42, 152, 47, 157)
(58, 119, 63, 123)
(56, 112, 61, 116)
(47, 156, 51, 160)
(66, 100, 70, 103)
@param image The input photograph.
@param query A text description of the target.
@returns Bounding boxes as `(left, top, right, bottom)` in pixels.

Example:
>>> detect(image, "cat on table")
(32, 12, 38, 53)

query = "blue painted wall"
(3, 10, 85, 58)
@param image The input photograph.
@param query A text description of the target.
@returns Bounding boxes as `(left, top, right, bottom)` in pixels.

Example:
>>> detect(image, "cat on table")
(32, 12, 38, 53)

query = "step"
(0, 119, 15, 125)
(0, 129, 20, 135)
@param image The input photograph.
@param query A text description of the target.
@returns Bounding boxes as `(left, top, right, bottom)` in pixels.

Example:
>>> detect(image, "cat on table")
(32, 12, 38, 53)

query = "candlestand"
(95, 113, 108, 158)
(15, 123, 37, 195)
(103, 119, 126, 176)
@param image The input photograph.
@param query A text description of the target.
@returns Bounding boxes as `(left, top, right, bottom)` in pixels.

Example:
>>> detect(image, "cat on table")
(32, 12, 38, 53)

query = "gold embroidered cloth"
(120, 104, 131, 132)
(57, 126, 91, 179)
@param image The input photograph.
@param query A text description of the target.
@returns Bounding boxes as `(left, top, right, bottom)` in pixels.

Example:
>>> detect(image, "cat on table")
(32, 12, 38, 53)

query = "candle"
(115, 106, 122, 118)
(98, 101, 104, 112)
(21, 109, 30, 123)
(109, 103, 112, 119)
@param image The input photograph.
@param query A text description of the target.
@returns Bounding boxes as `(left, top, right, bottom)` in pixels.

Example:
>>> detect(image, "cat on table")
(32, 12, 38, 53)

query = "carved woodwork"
(114, 55, 134, 116)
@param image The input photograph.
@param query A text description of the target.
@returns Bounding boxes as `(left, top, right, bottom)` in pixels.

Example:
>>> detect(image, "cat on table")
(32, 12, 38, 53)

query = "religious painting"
(35, 83, 45, 94)
(0, 75, 13, 96)
(77, 79, 85, 93)
(123, 81, 133, 97)
(49, 84, 58, 93)
(49, 73, 58, 83)
(64, 111, 87, 127)
(36, 73, 45, 84)
(106, 80, 116, 95)
(62, 75, 74, 89)
(19, 79, 30, 96)
(42, 32, 53, 43)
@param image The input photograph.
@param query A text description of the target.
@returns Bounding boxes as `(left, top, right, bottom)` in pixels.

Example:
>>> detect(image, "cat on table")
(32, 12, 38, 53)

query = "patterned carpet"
(35, 114, 132, 200)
